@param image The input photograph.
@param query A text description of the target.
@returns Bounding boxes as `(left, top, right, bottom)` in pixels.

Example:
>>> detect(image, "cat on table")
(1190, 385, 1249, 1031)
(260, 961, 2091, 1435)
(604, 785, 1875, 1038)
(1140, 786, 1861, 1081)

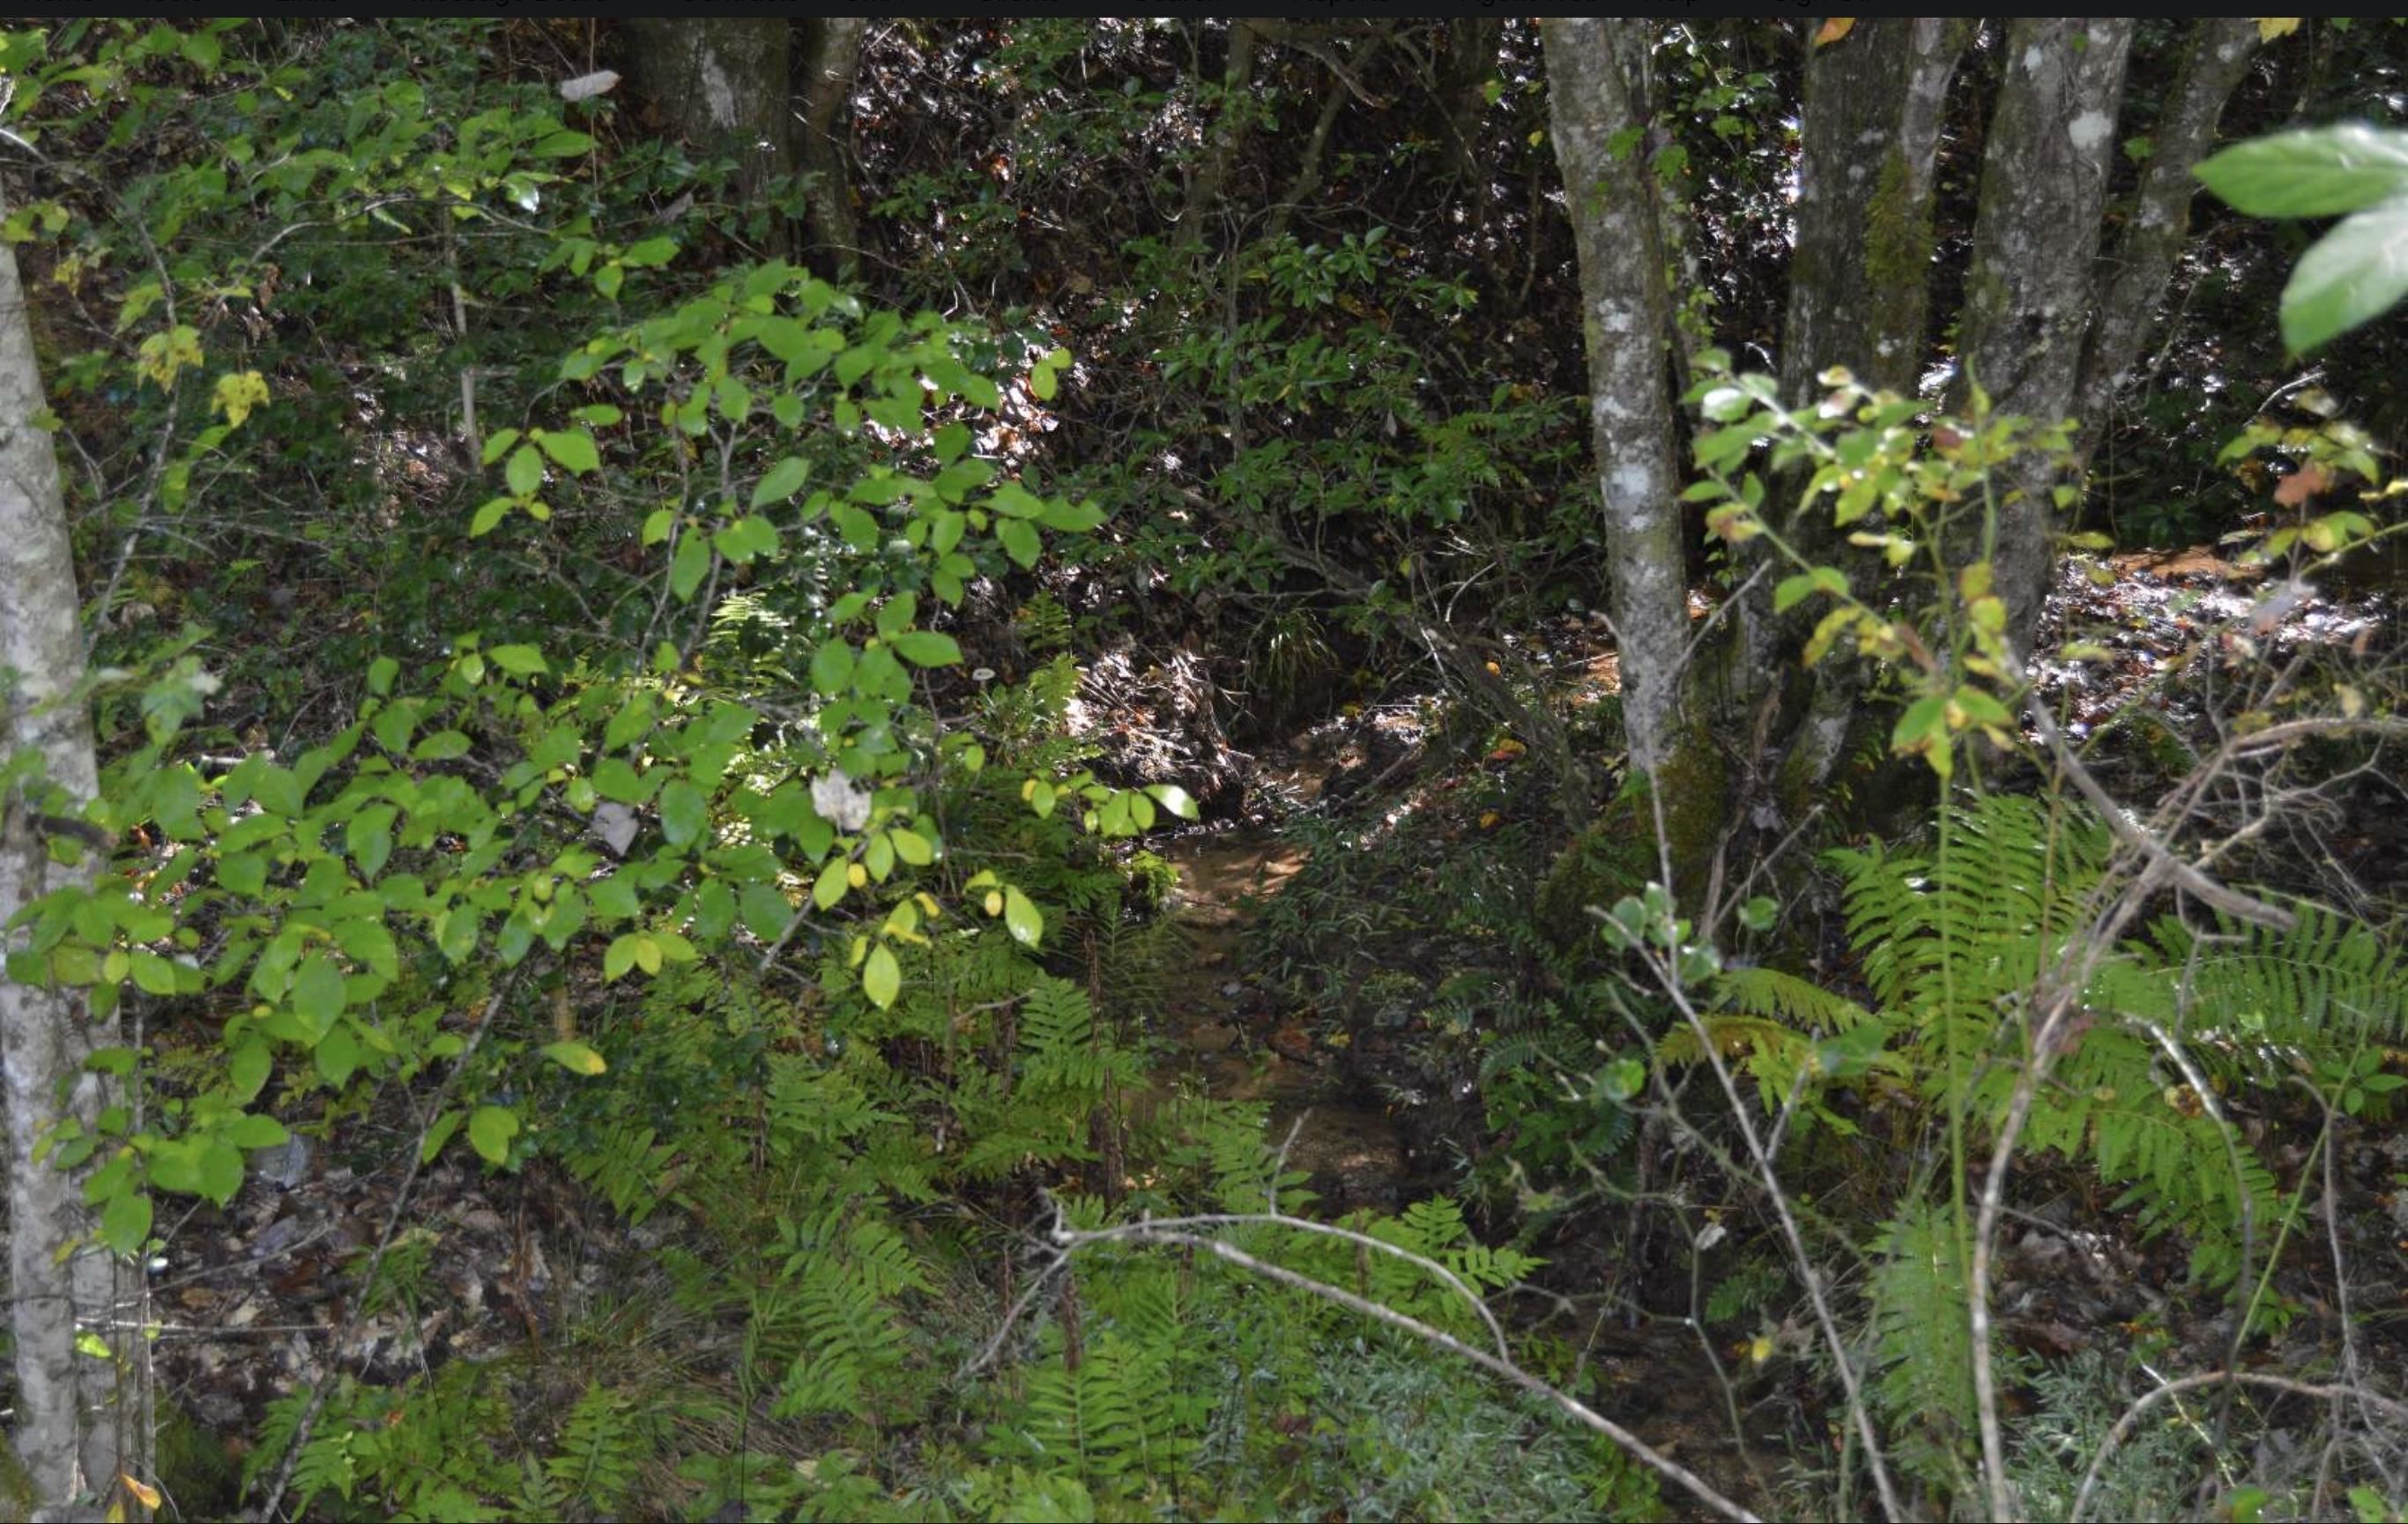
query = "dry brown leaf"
(1815, 18, 1856, 47)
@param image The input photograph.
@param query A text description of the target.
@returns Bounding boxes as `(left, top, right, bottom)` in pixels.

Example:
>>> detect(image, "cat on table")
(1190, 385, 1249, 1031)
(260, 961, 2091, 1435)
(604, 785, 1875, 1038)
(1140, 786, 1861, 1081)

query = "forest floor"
(143, 547, 2404, 1519)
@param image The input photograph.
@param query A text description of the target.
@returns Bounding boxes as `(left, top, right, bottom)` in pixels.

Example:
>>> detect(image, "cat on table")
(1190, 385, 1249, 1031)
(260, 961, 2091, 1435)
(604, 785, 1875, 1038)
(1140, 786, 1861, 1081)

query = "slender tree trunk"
(1543, 19, 1724, 898)
(798, 18, 868, 275)
(1, 183, 123, 1521)
(1180, 21, 1262, 246)
(1438, 19, 1503, 185)
(625, 19, 796, 249)
(1953, 19, 2135, 658)
(2073, 19, 2261, 465)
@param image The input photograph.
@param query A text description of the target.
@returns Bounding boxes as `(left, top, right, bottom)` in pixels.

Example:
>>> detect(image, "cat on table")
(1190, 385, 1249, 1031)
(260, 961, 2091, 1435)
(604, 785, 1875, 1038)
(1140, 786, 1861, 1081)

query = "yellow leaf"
(1814, 17, 1855, 47)
(121, 1475, 162, 1511)
(2256, 18, 2300, 41)
(212, 369, 271, 428)
(1478, 811, 1501, 829)
(1748, 1333, 1775, 1364)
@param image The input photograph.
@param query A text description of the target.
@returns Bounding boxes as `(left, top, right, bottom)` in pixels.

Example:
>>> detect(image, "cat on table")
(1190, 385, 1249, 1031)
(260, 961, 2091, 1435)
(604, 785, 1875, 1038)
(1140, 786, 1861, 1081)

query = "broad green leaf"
(813, 857, 850, 910)
(506, 443, 544, 496)
(470, 497, 511, 537)
(227, 1040, 272, 1104)
(2196, 125, 2408, 219)
(487, 643, 547, 675)
(1002, 886, 1043, 948)
(888, 827, 934, 866)
(620, 235, 678, 268)
(197, 1139, 244, 1205)
(421, 1111, 464, 1163)
(2281, 199, 2408, 353)
(466, 1104, 519, 1165)
(130, 949, 178, 997)
(890, 630, 961, 667)
(862, 941, 900, 1008)
(100, 1192, 152, 1255)
(753, 455, 810, 506)
(1147, 783, 1199, 821)
(292, 953, 346, 1032)
(535, 427, 600, 473)
(222, 1112, 289, 1149)
(316, 1022, 361, 1086)
(671, 534, 711, 600)
(999, 518, 1041, 569)
(540, 1040, 607, 1076)
(658, 778, 707, 847)
(741, 883, 793, 941)
(603, 933, 642, 981)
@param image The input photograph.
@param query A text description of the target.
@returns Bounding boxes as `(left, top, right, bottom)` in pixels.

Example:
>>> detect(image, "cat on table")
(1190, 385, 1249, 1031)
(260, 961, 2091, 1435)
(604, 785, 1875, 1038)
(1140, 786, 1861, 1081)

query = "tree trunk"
(1180, 21, 1262, 246)
(1437, 19, 1503, 185)
(1542, 19, 1724, 903)
(1749, 19, 1971, 800)
(1, 183, 123, 1520)
(625, 19, 796, 248)
(1781, 19, 1969, 404)
(2073, 19, 2261, 464)
(798, 18, 869, 275)
(1953, 19, 2136, 658)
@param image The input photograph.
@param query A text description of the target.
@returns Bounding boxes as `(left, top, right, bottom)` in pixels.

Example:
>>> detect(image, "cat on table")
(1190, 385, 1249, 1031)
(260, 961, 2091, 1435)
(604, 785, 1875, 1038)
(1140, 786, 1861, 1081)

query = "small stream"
(1144, 827, 1780, 1517)
(1143, 830, 1421, 1210)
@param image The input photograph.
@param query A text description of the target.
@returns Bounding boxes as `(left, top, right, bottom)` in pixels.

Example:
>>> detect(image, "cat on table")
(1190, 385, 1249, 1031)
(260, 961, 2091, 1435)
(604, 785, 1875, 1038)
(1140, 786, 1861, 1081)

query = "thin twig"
(2070, 1371, 2408, 1522)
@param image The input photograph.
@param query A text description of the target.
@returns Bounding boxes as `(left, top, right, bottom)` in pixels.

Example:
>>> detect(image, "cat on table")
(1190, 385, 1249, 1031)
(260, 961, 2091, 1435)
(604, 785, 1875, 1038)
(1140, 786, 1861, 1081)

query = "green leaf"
(228, 1040, 273, 1104)
(540, 1040, 607, 1076)
(421, 1111, 464, 1163)
(813, 858, 850, 910)
(888, 827, 934, 866)
(2281, 200, 2408, 353)
(671, 534, 711, 600)
(999, 518, 1041, 569)
(658, 779, 707, 847)
(346, 805, 395, 878)
(197, 1139, 244, 1205)
(292, 954, 346, 1033)
(603, 933, 642, 981)
(890, 630, 961, 667)
(1146, 783, 1199, 821)
(753, 455, 810, 507)
(100, 1192, 152, 1255)
(470, 497, 511, 537)
(130, 949, 179, 997)
(741, 883, 793, 941)
(2196, 125, 2408, 219)
(535, 427, 600, 473)
(620, 235, 678, 268)
(315, 1022, 361, 1086)
(487, 643, 547, 676)
(506, 443, 544, 496)
(862, 941, 901, 1008)
(367, 656, 399, 696)
(223, 1112, 289, 1149)
(467, 1104, 519, 1165)
(1002, 887, 1043, 948)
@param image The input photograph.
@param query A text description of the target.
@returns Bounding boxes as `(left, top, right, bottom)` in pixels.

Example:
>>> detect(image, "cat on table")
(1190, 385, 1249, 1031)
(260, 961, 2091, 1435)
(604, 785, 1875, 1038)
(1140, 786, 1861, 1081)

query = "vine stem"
(252, 965, 527, 1522)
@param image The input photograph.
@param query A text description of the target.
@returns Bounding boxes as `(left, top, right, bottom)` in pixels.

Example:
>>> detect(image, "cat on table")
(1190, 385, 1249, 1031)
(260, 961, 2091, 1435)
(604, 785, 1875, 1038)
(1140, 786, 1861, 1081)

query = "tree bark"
(1953, 19, 2135, 658)
(1781, 19, 1969, 404)
(1, 182, 123, 1520)
(1749, 19, 1971, 799)
(625, 19, 796, 248)
(2073, 19, 2261, 465)
(798, 18, 868, 275)
(1180, 21, 1262, 247)
(1543, 19, 1723, 896)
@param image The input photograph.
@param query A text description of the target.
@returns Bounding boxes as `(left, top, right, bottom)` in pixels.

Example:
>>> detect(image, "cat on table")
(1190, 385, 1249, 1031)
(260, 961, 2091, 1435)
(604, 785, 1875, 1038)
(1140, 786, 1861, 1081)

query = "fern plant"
(1685, 792, 2404, 1285)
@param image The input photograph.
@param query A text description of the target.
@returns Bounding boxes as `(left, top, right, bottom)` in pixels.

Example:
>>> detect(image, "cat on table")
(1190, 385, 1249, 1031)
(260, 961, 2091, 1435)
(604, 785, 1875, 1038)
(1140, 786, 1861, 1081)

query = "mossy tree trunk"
(625, 18, 797, 253)
(1541, 19, 1726, 916)
(1741, 19, 1973, 805)
(1953, 19, 2136, 659)
(1, 182, 126, 1520)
